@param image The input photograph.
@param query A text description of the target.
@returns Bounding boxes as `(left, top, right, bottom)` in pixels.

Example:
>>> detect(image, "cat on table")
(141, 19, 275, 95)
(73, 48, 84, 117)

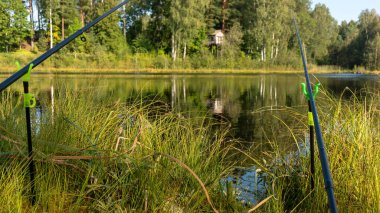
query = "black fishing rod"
(0, 0, 129, 93)
(293, 19, 338, 213)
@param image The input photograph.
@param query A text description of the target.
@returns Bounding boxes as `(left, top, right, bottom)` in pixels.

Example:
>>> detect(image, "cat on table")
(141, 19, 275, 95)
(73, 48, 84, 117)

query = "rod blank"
(293, 18, 338, 213)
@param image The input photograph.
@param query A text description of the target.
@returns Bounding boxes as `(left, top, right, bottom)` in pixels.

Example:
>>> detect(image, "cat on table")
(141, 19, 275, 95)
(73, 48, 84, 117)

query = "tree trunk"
(263, 46, 266, 61)
(271, 45, 274, 59)
(221, 0, 228, 32)
(171, 33, 177, 62)
(79, 0, 85, 27)
(270, 33, 275, 59)
(275, 39, 279, 58)
(29, 0, 34, 50)
(61, 1, 65, 41)
(261, 46, 266, 62)
(183, 43, 187, 60)
(123, 5, 126, 40)
(375, 46, 378, 69)
(37, 1, 41, 32)
(50, 6, 53, 49)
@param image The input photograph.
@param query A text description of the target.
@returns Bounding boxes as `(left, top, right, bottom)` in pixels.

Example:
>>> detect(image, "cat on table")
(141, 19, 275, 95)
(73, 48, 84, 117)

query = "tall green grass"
(1, 79, 379, 212)
(245, 89, 380, 212)
(0, 83, 238, 212)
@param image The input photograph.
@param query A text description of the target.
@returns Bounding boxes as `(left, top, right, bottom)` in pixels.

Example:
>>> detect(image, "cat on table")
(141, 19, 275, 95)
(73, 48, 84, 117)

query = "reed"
(0, 82, 237, 212)
(244, 89, 380, 212)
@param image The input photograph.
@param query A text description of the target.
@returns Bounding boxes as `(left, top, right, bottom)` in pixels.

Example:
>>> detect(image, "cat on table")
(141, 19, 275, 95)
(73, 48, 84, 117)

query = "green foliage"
(364, 33, 380, 69)
(91, 0, 127, 54)
(0, 0, 380, 70)
(309, 4, 338, 64)
(0, 0, 30, 52)
(66, 18, 85, 53)
(221, 23, 243, 60)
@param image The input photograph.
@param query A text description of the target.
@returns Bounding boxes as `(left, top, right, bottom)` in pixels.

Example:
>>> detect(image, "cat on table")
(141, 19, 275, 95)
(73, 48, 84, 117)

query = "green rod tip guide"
(301, 82, 321, 100)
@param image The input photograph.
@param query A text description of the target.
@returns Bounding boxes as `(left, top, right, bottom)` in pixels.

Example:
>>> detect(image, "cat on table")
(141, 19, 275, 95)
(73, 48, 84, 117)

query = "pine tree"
(91, 0, 126, 54)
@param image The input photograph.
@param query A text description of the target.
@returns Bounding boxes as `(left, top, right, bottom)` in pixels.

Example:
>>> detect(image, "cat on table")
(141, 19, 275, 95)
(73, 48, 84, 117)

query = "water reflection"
(2, 73, 378, 143)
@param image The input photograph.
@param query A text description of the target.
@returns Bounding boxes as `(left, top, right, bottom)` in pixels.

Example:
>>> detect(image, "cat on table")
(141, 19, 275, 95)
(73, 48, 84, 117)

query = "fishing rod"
(0, 0, 129, 93)
(293, 18, 338, 213)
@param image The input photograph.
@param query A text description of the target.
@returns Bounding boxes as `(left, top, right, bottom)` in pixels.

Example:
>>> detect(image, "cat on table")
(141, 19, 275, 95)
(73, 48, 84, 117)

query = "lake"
(2, 73, 378, 142)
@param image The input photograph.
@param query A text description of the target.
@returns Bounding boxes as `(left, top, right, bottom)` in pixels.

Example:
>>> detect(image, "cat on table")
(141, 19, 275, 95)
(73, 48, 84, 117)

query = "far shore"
(1, 66, 377, 75)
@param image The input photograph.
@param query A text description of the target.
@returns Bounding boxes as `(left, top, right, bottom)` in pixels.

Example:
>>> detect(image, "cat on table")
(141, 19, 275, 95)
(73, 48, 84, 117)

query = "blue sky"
(312, 0, 380, 23)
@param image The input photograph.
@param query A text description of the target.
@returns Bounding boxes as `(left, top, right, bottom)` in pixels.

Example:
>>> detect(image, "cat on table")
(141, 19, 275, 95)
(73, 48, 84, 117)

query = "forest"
(0, 0, 380, 71)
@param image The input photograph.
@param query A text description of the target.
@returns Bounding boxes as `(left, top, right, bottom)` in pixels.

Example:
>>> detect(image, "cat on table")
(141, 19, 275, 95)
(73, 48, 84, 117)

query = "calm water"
(3, 73, 378, 141)
(2, 73, 379, 151)
(1, 72, 379, 204)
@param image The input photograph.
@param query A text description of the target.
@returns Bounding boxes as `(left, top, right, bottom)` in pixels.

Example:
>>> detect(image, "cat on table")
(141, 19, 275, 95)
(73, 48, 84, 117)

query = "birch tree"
(168, 0, 210, 61)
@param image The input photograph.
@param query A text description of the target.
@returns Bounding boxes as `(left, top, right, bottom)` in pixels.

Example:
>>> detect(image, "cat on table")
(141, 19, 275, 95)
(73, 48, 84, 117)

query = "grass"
(243, 88, 380, 212)
(0, 76, 379, 212)
(319, 89, 380, 211)
(0, 82, 240, 212)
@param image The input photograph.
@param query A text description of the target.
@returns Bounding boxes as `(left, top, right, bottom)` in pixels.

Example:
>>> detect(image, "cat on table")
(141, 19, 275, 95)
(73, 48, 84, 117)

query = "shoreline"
(0, 67, 376, 75)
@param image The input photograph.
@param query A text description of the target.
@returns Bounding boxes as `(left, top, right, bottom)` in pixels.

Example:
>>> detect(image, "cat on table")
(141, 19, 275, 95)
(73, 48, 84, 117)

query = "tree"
(292, 0, 315, 57)
(141, 0, 171, 51)
(91, 0, 127, 54)
(78, 0, 92, 27)
(124, 0, 158, 52)
(37, 0, 60, 49)
(328, 21, 360, 68)
(358, 9, 380, 69)
(221, 22, 243, 59)
(0, 0, 30, 52)
(167, 0, 210, 61)
(206, 0, 243, 35)
(28, 0, 35, 50)
(59, 0, 78, 41)
(309, 3, 338, 64)
(364, 33, 380, 70)
(241, 0, 294, 62)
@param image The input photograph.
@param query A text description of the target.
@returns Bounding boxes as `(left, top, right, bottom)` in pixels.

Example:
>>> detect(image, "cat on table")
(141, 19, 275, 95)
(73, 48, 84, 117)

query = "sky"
(312, 0, 380, 23)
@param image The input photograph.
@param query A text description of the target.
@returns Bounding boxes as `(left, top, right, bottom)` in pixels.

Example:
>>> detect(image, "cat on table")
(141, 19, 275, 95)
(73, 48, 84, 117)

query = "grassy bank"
(0, 50, 359, 74)
(246, 89, 380, 212)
